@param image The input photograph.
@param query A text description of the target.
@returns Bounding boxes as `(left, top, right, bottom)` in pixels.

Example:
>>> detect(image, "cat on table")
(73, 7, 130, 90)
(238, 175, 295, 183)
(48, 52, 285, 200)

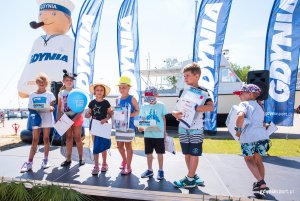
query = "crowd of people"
(20, 63, 270, 192)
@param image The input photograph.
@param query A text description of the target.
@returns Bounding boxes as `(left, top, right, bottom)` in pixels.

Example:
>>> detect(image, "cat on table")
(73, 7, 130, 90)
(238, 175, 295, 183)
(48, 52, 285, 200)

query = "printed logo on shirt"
(145, 109, 160, 123)
(92, 105, 102, 116)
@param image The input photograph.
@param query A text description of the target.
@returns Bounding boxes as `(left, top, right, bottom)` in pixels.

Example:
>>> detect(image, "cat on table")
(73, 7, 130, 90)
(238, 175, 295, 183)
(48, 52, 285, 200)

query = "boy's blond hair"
(35, 73, 49, 86)
(183, 63, 201, 75)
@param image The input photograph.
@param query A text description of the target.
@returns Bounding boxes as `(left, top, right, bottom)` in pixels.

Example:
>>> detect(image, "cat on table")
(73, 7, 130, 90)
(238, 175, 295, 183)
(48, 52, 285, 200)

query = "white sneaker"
(20, 162, 32, 173)
(41, 159, 50, 169)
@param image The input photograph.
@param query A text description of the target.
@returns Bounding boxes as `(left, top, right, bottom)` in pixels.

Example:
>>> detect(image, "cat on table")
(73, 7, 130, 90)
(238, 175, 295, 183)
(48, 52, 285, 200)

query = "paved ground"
(0, 146, 299, 200)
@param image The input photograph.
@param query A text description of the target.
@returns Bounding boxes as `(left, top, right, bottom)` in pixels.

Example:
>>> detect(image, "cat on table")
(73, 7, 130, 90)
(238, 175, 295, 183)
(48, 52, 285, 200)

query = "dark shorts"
(241, 139, 270, 156)
(179, 127, 204, 156)
(144, 138, 165, 154)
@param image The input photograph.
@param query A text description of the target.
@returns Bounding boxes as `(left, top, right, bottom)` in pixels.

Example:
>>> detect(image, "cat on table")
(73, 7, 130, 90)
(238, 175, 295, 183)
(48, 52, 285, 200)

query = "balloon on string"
(67, 89, 88, 113)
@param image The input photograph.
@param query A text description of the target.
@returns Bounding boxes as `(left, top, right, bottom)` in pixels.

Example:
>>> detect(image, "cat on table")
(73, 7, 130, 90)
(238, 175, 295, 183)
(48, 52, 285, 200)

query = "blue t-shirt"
(139, 101, 168, 138)
(117, 95, 135, 130)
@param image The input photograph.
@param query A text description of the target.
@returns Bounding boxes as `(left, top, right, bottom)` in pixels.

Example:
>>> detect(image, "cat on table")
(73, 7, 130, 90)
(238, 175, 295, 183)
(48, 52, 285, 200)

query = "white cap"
(37, 0, 75, 16)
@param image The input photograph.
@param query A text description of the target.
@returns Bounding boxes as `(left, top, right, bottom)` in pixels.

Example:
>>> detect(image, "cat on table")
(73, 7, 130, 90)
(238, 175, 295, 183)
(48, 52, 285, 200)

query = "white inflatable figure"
(18, 0, 75, 98)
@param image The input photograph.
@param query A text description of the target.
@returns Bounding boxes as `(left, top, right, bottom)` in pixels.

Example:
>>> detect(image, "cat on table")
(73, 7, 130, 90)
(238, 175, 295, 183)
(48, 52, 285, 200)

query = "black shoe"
(61, 160, 71, 167)
(79, 160, 85, 166)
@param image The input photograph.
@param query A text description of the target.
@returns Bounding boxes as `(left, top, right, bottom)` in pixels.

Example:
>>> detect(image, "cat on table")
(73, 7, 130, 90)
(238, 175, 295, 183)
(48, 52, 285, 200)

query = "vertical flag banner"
(117, 0, 141, 104)
(193, 0, 232, 132)
(73, 0, 104, 96)
(264, 0, 300, 126)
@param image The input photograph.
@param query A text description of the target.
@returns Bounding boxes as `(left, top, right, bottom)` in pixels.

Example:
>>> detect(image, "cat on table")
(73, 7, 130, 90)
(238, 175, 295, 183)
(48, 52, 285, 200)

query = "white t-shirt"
(28, 91, 56, 128)
(237, 100, 269, 143)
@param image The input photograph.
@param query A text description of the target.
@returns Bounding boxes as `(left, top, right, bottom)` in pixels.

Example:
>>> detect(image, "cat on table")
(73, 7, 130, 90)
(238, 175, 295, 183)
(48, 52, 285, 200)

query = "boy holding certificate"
(172, 63, 213, 188)
(137, 86, 168, 180)
(85, 83, 112, 175)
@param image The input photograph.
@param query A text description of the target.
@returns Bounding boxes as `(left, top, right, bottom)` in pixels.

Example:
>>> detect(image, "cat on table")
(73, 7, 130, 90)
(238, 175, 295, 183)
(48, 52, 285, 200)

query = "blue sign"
(73, 0, 104, 97)
(193, 0, 232, 131)
(264, 0, 300, 126)
(117, 0, 141, 104)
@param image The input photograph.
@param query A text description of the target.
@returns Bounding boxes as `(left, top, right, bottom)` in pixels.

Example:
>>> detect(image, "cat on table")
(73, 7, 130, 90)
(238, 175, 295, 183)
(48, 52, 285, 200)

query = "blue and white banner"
(73, 0, 104, 96)
(264, 0, 300, 126)
(117, 0, 141, 104)
(193, 0, 232, 132)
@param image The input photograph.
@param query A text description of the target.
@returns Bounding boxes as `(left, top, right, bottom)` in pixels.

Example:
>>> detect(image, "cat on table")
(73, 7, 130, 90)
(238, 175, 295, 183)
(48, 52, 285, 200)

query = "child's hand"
(138, 127, 144, 132)
(85, 111, 91, 118)
(100, 119, 107, 124)
(50, 106, 54, 112)
(173, 111, 183, 120)
(235, 131, 241, 138)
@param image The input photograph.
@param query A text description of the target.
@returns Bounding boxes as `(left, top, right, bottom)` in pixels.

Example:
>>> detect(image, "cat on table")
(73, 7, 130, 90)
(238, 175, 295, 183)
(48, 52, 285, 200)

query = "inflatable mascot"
(18, 0, 74, 98)
(19, 0, 86, 144)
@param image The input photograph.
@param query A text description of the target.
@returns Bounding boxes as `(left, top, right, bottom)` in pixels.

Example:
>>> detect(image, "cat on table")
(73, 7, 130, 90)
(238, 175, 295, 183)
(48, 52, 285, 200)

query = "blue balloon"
(67, 89, 88, 113)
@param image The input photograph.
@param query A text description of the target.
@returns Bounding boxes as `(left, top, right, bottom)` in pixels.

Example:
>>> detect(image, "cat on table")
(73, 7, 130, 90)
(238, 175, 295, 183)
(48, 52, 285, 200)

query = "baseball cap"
(144, 86, 158, 103)
(233, 84, 261, 96)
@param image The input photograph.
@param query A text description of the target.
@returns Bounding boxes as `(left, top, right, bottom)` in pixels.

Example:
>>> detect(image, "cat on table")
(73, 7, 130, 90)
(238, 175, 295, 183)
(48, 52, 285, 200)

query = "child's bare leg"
(102, 151, 107, 165)
(29, 128, 40, 161)
(65, 129, 73, 161)
(117, 142, 126, 163)
(244, 156, 263, 181)
(254, 153, 265, 179)
(185, 154, 190, 169)
(94, 154, 99, 167)
(147, 154, 153, 170)
(188, 155, 198, 177)
(73, 126, 83, 160)
(43, 128, 50, 159)
(157, 154, 163, 170)
(125, 142, 133, 169)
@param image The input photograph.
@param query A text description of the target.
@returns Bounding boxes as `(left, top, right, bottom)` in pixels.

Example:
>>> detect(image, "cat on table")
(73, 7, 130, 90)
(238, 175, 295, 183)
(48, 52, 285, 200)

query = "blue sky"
(0, 0, 274, 108)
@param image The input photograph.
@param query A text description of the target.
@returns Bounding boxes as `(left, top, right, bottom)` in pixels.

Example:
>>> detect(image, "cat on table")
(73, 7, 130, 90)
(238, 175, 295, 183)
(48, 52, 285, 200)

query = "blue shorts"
(178, 127, 204, 156)
(241, 139, 270, 157)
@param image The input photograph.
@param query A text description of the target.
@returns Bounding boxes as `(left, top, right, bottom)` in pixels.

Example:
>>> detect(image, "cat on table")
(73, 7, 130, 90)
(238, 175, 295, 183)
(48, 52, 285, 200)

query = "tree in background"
(166, 76, 178, 89)
(231, 63, 251, 82)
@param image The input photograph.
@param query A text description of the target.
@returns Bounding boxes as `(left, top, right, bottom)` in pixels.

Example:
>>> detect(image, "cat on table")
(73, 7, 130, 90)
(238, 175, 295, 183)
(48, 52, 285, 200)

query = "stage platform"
(0, 146, 299, 200)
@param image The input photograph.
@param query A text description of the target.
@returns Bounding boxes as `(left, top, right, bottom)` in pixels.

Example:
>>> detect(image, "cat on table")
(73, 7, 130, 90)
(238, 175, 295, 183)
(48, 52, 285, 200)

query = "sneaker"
(119, 161, 127, 169)
(141, 170, 154, 178)
(92, 166, 99, 176)
(41, 159, 50, 169)
(20, 162, 32, 173)
(79, 160, 85, 166)
(173, 176, 197, 188)
(194, 174, 204, 186)
(61, 160, 71, 167)
(157, 170, 164, 180)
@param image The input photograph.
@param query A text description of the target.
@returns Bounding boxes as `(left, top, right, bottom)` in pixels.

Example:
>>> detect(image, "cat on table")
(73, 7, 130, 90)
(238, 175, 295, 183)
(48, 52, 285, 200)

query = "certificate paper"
(54, 114, 74, 136)
(165, 136, 176, 154)
(226, 105, 250, 141)
(90, 120, 112, 139)
(134, 119, 160, 132)
(175, 87, 207, 128)
(113, 106, 130, 132)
